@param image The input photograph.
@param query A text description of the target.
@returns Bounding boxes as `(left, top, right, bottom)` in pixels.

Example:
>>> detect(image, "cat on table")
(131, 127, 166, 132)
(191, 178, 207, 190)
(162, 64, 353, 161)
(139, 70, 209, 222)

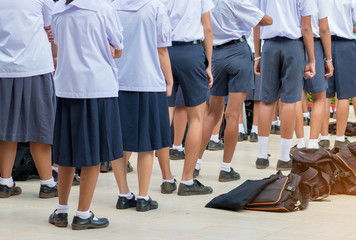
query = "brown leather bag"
(329, 122, 356, 136)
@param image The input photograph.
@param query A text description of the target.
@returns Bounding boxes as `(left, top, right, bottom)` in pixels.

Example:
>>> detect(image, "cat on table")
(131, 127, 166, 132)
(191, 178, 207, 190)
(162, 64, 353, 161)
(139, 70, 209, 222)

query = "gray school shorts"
(246, 52, 262, 101)
(260, 38, 305, 103)
(326, 38, 356, 99)
(210, 41, 254, 96)
(304, 40, 327, 94)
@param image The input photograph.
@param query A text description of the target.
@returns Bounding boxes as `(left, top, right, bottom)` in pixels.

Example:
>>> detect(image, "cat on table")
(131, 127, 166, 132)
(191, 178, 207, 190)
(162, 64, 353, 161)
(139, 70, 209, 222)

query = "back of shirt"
(328, 0, 356, 39)
(161, 0, 214, 42)
(254, 0, 317, 40)
(114, 0, 172, 92)
(0, 0, 54, 78)
(311, 0, 330, 38)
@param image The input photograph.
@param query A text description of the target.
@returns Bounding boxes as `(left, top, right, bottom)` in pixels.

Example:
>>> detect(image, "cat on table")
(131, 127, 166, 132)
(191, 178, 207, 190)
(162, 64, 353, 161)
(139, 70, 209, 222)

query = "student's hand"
(44, 26, 54, 43)
(324, 61, 334, 78)
(110, 45, 115, 58)
(303, 61, 316, 79)
(166, 82, 173, 97)
(254, 59, 261, 76)
(207, 68, 213, 89)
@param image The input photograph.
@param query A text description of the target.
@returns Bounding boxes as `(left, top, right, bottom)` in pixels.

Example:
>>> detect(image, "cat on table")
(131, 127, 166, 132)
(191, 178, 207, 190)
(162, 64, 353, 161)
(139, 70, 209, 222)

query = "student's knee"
(224, 110, 239, 123)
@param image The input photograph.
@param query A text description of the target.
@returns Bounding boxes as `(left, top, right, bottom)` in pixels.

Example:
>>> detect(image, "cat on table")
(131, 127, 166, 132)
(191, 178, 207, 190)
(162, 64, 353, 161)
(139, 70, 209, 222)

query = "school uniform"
(161, 0, 215, 107)
(245, 35, 262, 101)
(51, 0, 124, 168)
(304, 0, 329, 94)
(255, 0, 317, 103)
(113, 0, 172, 152)
(210, 0, 264, 97)
(0, 0, 55, 144)
(326, 0, 356, 99)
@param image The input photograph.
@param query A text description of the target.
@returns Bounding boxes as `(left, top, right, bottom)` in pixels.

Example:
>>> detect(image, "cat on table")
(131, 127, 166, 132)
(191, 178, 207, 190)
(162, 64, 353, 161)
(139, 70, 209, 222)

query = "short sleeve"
(42, 0, 54, 27)
(201, 0, 214, 14)
(352, 0, 356, 22)
(299, 0, 318, 17)
(318, 0, 328, 19)
(156, 2, 172, 48)
(234, 0, 264, 28)
(105, 7, 124, 50)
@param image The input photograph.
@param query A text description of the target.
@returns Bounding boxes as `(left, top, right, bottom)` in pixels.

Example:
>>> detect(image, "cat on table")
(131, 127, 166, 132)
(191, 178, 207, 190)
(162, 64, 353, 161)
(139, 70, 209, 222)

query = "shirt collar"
(53, 0, 98, 15)
(113, 0, 152, 11)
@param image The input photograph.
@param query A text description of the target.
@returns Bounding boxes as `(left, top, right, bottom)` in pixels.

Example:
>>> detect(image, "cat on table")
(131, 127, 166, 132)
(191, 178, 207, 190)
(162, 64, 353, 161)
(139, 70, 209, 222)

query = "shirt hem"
(0, 68, 54, 78)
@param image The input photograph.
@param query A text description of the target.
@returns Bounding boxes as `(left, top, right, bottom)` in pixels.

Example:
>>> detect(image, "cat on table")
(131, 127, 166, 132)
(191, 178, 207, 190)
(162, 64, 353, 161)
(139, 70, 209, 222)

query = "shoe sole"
(39, 192, 58, 199)
(249, 139, 258, 142)
(136, 205, 158, 212)
(161, 188, 177, 194)
(0, 189, 22, 198)
(207, 148, 224, 151)
(72, 222, 109, 230)
(49, 220, 68, 228)
(256, 165, 269, 169)
(218, 177, 240, 182)
(170, 156, 185, 160)
(276, 167, 292, 171)
(177, 189, 213, 196)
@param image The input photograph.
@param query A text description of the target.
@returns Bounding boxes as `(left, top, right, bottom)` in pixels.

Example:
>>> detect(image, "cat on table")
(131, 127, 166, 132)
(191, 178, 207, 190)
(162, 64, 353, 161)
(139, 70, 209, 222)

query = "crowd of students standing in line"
(0, 0, 355, 231)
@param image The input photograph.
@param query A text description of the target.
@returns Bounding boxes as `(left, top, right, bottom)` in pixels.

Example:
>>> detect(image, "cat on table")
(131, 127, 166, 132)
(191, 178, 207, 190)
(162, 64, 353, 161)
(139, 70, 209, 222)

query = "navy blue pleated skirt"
(119, 91, 171, 152)
(53, 97, 123, 168)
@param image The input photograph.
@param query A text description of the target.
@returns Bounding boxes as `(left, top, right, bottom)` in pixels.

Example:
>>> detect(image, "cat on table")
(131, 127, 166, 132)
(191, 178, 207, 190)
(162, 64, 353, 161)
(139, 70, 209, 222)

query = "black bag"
(244, 172, 309, 212)
(12, 143, 38, 181)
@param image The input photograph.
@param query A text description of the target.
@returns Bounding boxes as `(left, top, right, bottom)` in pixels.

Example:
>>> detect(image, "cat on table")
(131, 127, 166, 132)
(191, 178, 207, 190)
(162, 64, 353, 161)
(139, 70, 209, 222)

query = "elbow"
(301, 26, 312, 35)
(319, 27, 330, 37)
(259, 15, 273, 26)
(204, 26, 213, 36)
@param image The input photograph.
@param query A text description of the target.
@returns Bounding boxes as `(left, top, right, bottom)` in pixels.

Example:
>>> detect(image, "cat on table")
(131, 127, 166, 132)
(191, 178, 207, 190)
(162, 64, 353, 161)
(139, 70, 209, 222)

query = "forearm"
(319, 19, 332, 61)
(202, 12, 213, 70)
(301, 16, 315, 63)
(253, 26, 261, 57)
(158, 47, 173, 86)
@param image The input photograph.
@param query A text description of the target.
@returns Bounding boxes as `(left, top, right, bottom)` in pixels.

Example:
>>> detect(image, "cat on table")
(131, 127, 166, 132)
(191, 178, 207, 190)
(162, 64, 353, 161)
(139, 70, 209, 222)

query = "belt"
(330, 35, 352, 41)
(213, 36, 247, 49)
(172, 40, 202, 46)
(314, 37, 321, 42)
(267, 36, 303, 42)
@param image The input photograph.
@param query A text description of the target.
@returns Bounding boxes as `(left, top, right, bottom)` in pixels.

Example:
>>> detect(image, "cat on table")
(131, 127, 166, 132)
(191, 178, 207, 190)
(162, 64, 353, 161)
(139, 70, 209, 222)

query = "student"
(293, 0, 334, 152)
(254, 0, 316, 170)
(322, 0, 356, 151)
(49, 0, 124, 230)
(111, 0, 173, 211)
(195, 0, 272, 181)
(0, 0, 57, 199)
(158, 0, 214, 195)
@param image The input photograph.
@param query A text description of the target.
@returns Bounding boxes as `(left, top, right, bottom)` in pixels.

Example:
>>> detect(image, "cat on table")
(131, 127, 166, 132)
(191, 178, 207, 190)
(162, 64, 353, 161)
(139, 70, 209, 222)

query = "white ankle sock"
(335, 135, 345, 142)
(162, 178, 175, 184)
(272, 120, 278, 126)
(210, 134, 220, 143)
(195, 159, 202, 170)
(279, 138, 293, 162)
(119, 192, 134, 199)
(76, 210, 95, 220)
(181, 179, 194, 186)
(330, 106, 333, 113)
(221, 162, 231, 172)
(251, 125, 258, 134)
(258, 136, 269, 159)
(296, 138, 305, 149)
(56, 204, 69, 214)
(276, 120, 280, 126)
(40, 177, 56, 187)
(320, 135, 330, 141)
(239, 124, 246, 134)
(51, 166, 58, 173)
(303, 112, 310, 118)
(308, 139, 319, 149)
(172, 144, 184, 152)
(137, 195, 150, 201)
(0, 177, 14, 188)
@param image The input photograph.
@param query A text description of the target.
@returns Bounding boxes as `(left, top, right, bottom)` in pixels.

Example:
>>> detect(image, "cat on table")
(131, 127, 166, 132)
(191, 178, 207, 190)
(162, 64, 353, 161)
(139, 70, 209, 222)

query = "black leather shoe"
(207, 140, 224, 151)
(256, 157, 269, 169)
(39, 185, 58, 198)
(238, 132, 248, 141)
(136, 197, 158, 212)
(270, 125, 276, 134)
(72, 212, 109, 230)
(276, 160, 293, 171)
(100, 162, 112, 173)
(0, 183, 22, 198)
(170, 149, 185, 160)
(116, 195, 137, 209)
(49, 210, 68, 227)
(193, 168, 200, 178)
(218, 168, 240, 182)
(177, 179, 213, 196)
(127, 161, 134, 173)
(303, 117, 310, 126)
(275, 126, 280, 135)
(249, 132, 258, 142)
(161, 180, 177, 194)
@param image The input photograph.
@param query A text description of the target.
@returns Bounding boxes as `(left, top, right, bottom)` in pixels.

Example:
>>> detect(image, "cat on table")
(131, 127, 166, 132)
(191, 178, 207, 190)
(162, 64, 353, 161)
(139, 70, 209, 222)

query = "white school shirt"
(0, 0, 54, 78)
(211, 0, 265, 46)
(51, 0, 124, 99)
(328, 0, 356, 39)
(254, 0, 317, 40)
(161, 0, 215, 42)
(311, 0, 330, 38)
(114, 0, 171, 92)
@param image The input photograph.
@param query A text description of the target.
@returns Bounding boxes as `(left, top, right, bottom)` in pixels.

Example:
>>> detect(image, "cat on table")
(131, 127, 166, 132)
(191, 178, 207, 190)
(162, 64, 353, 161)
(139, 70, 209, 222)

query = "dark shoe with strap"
(72, 212, 109, 230)
(100, 162, 112, 173)
(334, 138, 350, 153)
(275, 126, 281, 135)
(318, 140, 330, 150)
(39, 185, 58, 199)
(170, 149, 185, 160)
(238, 132, 248, 141)
(72, 172, 80, 186)
(256, 157, 269, 169)
(0, 183, 22, 198)
(136, 197, 158, 212)
(127, 161, 134, 173)
(49, 210, 68, 228)
(276, 159, 293, 171)
(249, 132, 258, 142)
(207, 140, 224, 151)
(193, 168, 200, 178)
(218, 168, 240, 182)
(177, 179, 213, 196)
(161, 179, 177, 194)
(270, 125, 276, 134)
(116, 194, 137, 209)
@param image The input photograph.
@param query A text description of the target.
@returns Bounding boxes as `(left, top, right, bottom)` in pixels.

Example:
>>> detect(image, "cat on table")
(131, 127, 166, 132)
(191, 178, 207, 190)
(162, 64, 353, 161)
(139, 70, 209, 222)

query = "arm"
(253, 26, 261, 76)
(158, 47, 174, 97)
(114, 49, 122, 58)
(319, 17, 333, 78)
(201, 11, 214, 88)
(301, 16, 316, 79)
(354, 24, 356, 33)
(258, 14, 273, 26)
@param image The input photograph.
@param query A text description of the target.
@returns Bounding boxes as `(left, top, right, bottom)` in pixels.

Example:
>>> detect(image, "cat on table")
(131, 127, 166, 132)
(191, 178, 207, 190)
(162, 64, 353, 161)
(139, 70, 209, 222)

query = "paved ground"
(1, 108, 356, 240)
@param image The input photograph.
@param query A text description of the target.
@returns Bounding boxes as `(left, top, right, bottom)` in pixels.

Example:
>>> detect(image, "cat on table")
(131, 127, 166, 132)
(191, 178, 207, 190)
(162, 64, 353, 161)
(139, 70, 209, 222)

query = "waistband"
(265, 36, 303, 42)
(314, 37, 321, 42)
(172, 40, 202, 46)
(213, 36, 247, 49)
(330, 35, 354, 41)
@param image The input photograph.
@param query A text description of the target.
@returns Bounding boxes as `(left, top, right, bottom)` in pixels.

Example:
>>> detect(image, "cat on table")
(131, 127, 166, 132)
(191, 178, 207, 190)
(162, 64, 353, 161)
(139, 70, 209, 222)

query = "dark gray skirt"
(0, 74, 55, 144)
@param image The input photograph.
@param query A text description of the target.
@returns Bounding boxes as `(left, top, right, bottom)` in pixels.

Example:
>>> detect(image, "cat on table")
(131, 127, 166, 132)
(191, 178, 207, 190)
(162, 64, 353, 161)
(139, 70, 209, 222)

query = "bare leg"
(173, 106, 187, 146)
(112, 155, 129, 194)
(279, 102, 296, 139)
(30, 142, 52, 180)
(58, 166, 75, 205)
(258, 102, 275, 137)
(0, 141, 17, 178)
(309, 91, 326, 139)
(295, 101, 304, 139)
(124, 152, 132, 164)
(336, 99, 349, 137)
(321, 98, 332, 136)
(137, 151, 154, 197)
(252, 101, 260, 127)
(77, 165, 100, 211)
(212, 111, 223, 136)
